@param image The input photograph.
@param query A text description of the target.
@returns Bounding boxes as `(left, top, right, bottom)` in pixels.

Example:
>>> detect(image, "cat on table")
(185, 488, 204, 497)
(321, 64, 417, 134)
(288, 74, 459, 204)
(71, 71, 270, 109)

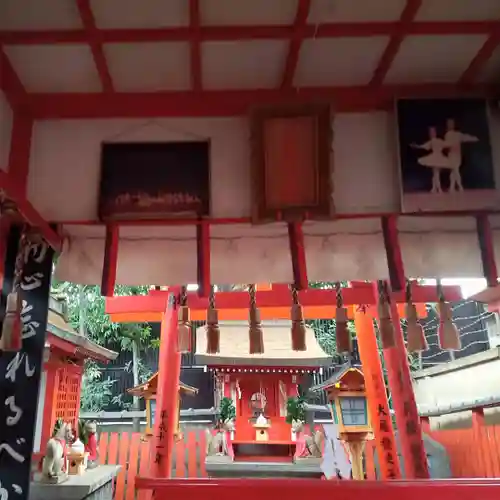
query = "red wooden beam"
(196, 222, 210, 298)
(460, 33, 500, 84)
(0, 169, 62, 252)
(381, 215, 406, 292)
(281, 0, 311, 89)
(25, 83, 490, 119)
(189, 0, 202, 91)
(370, 0, 422, 86)
(76, 0, 114, 93)
(0, 48, 26, 108)
(476, 214, 498, 288)
(288, 222, 308, 290)
(101, 224, 119, 297)
(105, 284, 462, 315)
(1, 21, 499, 45)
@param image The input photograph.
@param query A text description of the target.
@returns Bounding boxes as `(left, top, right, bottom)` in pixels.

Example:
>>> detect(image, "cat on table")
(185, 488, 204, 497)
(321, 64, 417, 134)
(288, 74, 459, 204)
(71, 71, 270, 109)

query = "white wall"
(414, 348, 500, 428)
(0, 90, 13, 171)
(25, 113, 499, 285)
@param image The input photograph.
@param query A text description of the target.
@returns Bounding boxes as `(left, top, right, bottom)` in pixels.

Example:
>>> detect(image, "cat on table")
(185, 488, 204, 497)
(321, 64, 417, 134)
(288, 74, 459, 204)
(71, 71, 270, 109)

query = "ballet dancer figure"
(443, 118, 478, 192)
(411, 126, 449, 193)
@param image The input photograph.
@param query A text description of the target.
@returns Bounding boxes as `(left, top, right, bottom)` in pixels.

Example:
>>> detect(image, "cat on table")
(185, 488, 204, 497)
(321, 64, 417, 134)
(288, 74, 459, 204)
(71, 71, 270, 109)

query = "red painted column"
(223, 374, 231, 398)
(376, 286, 429, 479)
(354, 306, 401, 479)
(151, 290, 181, 478)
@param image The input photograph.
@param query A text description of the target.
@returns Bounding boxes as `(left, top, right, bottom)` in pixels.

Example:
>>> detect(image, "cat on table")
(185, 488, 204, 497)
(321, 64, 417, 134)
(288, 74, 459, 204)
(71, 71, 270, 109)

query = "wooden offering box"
(250, 104, 333, 222)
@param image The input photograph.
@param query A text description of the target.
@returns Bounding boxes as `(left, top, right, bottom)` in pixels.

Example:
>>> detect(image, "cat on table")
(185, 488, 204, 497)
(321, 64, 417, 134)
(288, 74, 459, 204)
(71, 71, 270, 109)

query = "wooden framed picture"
(99, 141, 210, 220)
(250, 103, 333, 222)
(396, 98, 498, 213)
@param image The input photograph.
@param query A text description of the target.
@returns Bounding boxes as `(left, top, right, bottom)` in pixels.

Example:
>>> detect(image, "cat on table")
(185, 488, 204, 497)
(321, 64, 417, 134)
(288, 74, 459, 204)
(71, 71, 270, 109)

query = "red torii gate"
(106, 282, 462, 480)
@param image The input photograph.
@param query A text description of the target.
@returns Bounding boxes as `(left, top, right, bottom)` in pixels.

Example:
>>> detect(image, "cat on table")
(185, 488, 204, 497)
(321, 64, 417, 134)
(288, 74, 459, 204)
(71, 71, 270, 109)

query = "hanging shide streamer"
(290, 285, 306, 351)
(335, 282, 352, 353)
(248, 284, 264, 354)
(0, 229, 27, 352)
(405, 280, 428, 353)
(205, 285, 220, 354)
(377, 281, 396, 348)
(177, 286, 191, 353)
(437, 279, 461, 351)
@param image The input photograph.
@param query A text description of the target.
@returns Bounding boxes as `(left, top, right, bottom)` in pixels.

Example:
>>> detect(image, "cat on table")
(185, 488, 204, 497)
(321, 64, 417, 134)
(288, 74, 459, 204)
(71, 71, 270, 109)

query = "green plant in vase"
(286, 396, 306, 424)
(219, 397, 236, 424)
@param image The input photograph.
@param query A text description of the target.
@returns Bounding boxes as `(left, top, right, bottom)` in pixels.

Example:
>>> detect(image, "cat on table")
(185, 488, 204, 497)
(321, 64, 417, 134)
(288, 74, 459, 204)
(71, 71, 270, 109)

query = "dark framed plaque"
(396, 98, 497, 213)
(99, 141, 211, 220)
(250, 103, 333, 222)
(0, 226, 54, 499)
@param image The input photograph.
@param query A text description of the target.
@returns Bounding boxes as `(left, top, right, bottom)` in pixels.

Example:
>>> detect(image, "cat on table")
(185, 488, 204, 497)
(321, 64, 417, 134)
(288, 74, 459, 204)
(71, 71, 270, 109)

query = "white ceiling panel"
(0, 0, 82, 30)
(4, 45, 101, 93)
(385, 35, 487, 83)
(309, 0, 405, 23)
(105, 42, 191, 91)
(91, 0, 188, 29)
(202, 41, 288, 89)
(295, 37, 389, 86)
(417, 0, 500, 21)
(201, 0, 298, 26)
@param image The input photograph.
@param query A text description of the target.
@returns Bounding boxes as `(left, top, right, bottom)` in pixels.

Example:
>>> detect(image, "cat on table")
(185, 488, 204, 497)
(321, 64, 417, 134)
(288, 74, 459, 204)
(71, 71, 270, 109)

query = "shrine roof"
(309, 363, 364, 392)
(127, 372, 198, 398)
(46, 296, 117, 362)
(1, 1, 499, 118)
(195, 320, 331, 367)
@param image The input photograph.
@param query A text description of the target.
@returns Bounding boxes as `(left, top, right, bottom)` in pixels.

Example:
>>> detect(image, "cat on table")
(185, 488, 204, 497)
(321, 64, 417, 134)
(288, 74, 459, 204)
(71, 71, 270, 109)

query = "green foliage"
(51, 281, 156, 412)
(51, 281, 152, 348)
(219, 397, 236, 422)
(307, 281, 355, 356)
(286, 396, 306, 423)
(78, 420, 89, 445)
(79, 360, 118, 412)
(124, 358, 153, 384)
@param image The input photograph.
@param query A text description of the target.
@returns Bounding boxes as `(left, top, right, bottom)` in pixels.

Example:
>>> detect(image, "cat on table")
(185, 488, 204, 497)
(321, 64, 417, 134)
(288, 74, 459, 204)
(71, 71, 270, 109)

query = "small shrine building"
(34, 297, 117, 459)
(195, 320, 330, 444)
(128, 372, 198, 438)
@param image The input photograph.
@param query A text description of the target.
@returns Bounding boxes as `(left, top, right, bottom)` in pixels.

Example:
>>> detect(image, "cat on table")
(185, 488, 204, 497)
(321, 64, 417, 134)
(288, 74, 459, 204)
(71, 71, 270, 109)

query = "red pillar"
(151, 291, 181, 478)
(376, 286, 429, 479)
(354, 307, 401, 479)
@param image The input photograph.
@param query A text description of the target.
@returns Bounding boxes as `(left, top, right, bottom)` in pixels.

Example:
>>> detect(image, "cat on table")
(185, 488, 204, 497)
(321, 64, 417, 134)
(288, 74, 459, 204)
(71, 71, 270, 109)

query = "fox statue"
(42, 422, 72, 481)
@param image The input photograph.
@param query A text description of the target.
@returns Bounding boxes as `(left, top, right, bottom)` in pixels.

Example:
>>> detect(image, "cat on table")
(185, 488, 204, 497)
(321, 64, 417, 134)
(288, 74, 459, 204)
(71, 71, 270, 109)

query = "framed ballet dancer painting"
(396, 98, 498, 213)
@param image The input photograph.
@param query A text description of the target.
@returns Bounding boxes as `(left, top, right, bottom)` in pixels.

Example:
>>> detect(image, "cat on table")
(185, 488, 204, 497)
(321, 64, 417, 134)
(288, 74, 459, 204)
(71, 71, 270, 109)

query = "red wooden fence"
(98, 431, 208, 500)
(364, 422, 500, 479)
(100, 423, 500, 499)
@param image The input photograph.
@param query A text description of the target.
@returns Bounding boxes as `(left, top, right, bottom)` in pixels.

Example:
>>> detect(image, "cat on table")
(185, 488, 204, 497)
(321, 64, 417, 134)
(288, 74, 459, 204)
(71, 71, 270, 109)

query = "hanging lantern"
(437, 280, 460, 351)
(205, 285, 220, 354)
(377, 281, 396, 349)
(248, 284, 264, 354)
(290, 285, 306, 351)
(1, 231, 26, 353)
(177, 286, 191, 353)
(405, 280, 428, 353)
(335, 282, 352, 353)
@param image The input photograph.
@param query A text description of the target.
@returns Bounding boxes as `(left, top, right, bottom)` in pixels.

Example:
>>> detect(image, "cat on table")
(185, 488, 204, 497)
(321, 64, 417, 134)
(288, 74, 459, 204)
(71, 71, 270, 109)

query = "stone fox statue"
(206, 419, 235, 456)
(42, 422, 72, 479)
(292, 420, 324, 458)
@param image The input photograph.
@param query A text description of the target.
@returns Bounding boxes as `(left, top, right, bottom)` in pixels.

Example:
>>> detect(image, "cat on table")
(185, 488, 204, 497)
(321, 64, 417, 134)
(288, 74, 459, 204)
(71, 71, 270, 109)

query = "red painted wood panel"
(115, 432, 129, 500)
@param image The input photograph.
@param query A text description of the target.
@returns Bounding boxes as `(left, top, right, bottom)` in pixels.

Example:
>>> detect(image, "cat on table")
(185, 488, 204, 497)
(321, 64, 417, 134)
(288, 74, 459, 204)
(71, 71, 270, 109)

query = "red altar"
(197, 320, 329, 448)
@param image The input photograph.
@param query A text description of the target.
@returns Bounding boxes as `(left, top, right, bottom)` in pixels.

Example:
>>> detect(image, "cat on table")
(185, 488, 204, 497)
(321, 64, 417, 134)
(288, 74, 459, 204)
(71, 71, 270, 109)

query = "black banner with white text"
(0, 226, 54, 500)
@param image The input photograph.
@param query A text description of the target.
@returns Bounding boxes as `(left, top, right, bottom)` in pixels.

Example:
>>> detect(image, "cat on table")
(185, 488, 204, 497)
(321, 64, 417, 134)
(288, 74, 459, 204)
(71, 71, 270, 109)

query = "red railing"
(134, 478, 500, 500)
